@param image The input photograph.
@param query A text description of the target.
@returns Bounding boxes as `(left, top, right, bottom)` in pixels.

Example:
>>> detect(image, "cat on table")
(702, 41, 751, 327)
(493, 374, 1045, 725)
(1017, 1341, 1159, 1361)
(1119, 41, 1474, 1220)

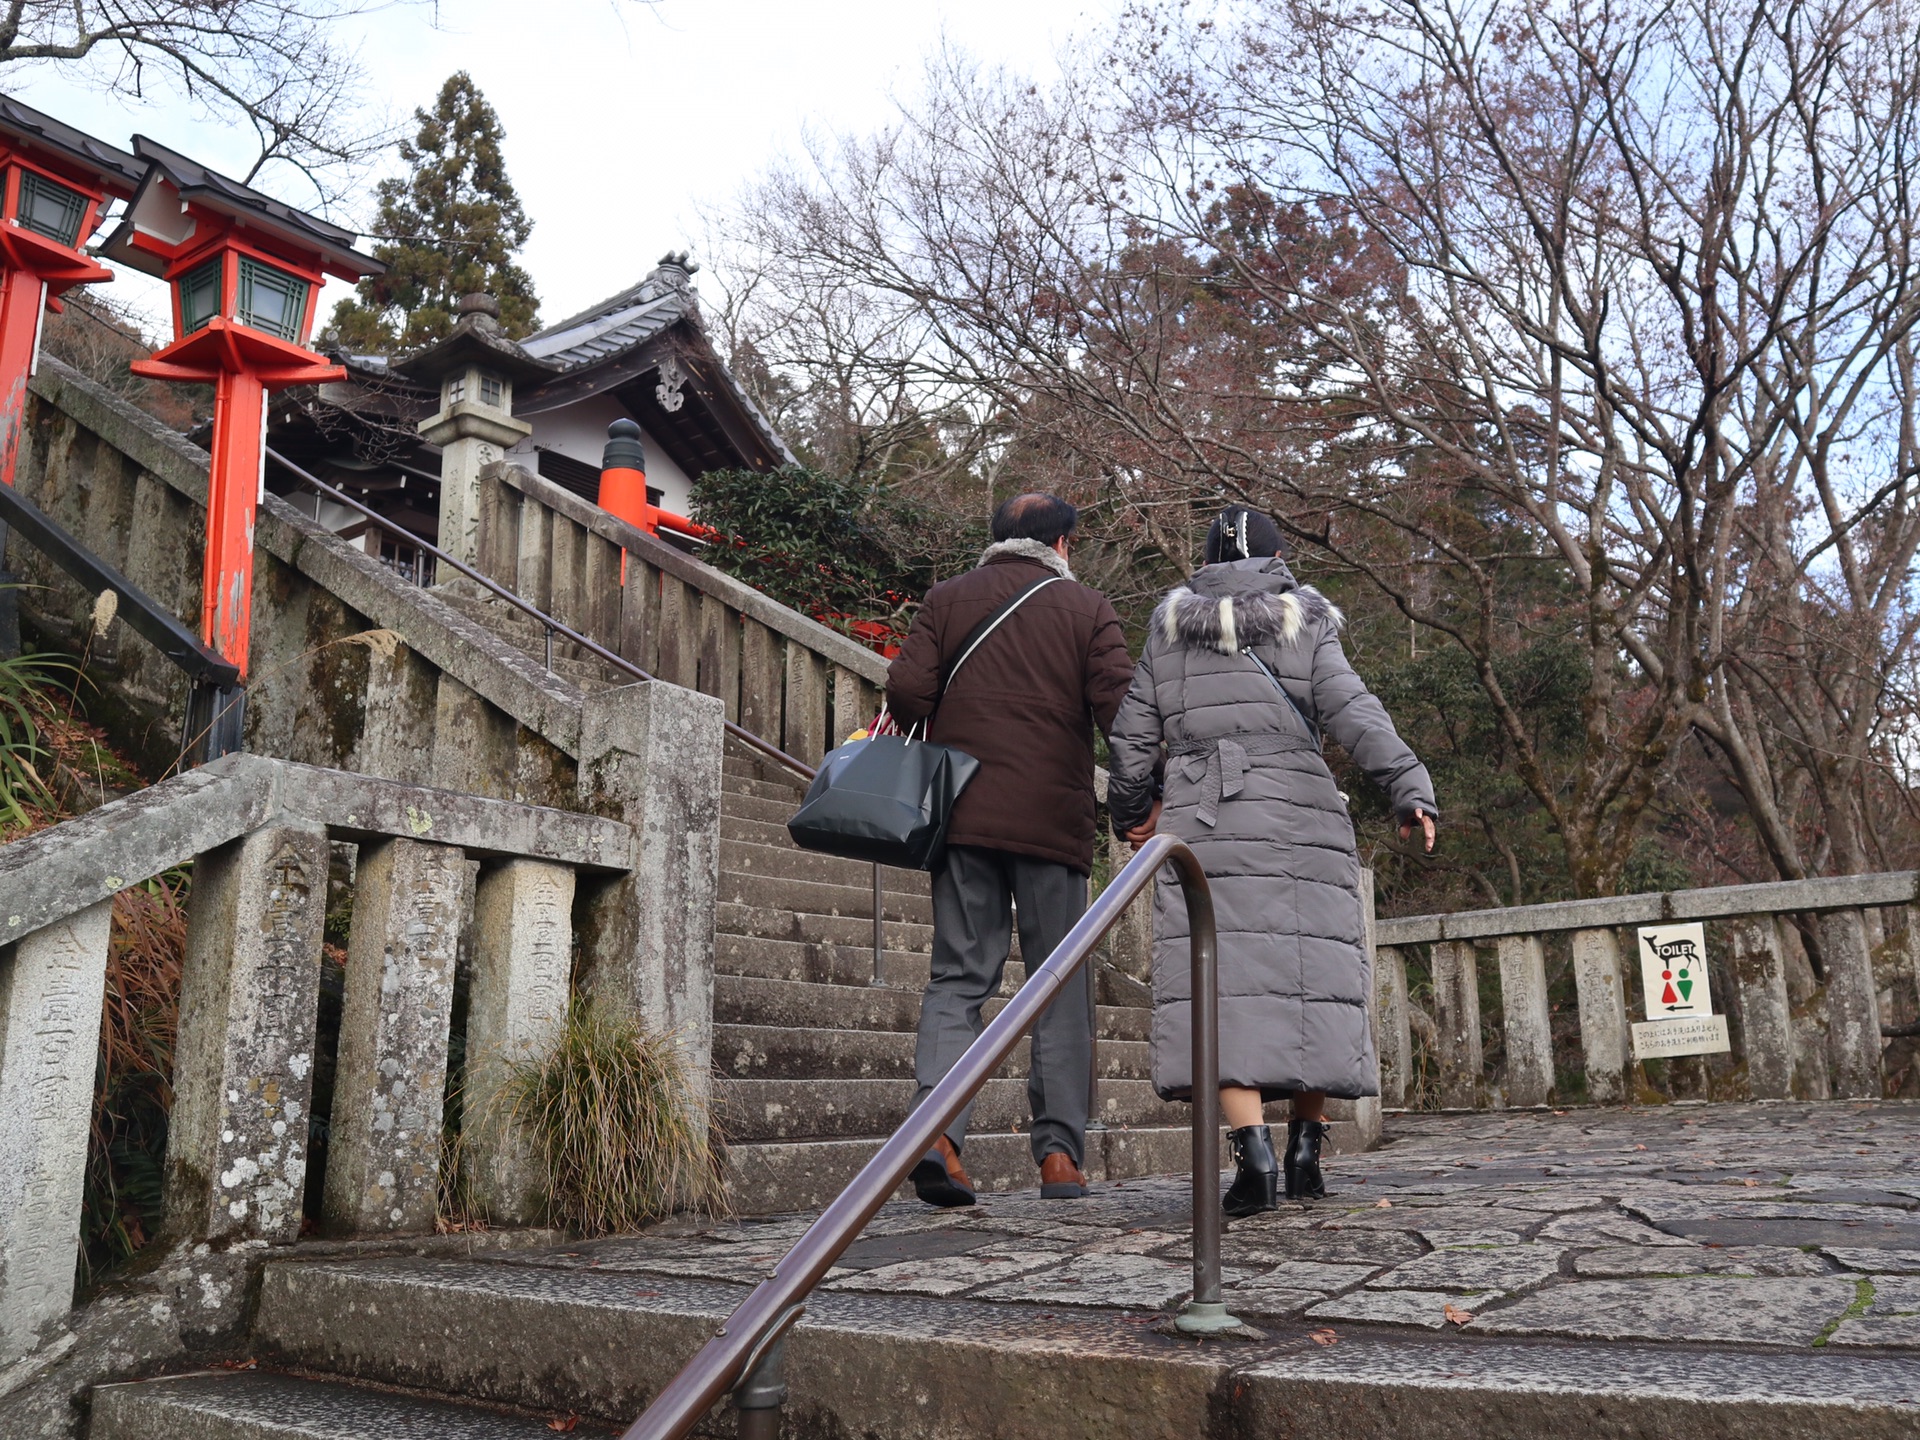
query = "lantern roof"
(99, 135, 383, 282)
(391, 293, 559, 388)
(0, 95, 143, 195)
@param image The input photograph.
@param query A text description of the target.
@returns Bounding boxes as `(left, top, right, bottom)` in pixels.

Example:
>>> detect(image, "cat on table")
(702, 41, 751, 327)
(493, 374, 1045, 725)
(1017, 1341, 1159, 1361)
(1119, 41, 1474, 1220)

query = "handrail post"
(618, 837, 1244, 1440)
(732, 1333, 788, 1440)
(1171, 848, 1241, 1336)
(872, 863, 885, 986)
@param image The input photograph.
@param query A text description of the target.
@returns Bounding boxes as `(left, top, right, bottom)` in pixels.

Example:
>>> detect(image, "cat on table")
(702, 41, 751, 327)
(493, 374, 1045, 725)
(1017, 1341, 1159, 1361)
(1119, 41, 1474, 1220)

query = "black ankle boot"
(1285, 1118, 1330, 1200)
(1223, 1124, 1280, 1218)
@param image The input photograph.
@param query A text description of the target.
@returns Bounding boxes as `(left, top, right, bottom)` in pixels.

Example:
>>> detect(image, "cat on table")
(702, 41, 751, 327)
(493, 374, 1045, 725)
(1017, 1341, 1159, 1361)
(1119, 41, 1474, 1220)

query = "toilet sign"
(1631, 923, 1731, 1059)
(1638, 924, 1712, 1019)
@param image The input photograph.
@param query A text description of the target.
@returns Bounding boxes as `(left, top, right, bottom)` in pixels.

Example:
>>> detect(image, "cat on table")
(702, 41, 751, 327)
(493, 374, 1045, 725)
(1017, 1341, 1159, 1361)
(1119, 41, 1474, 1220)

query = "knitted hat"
(1204, 506, 1286, 564)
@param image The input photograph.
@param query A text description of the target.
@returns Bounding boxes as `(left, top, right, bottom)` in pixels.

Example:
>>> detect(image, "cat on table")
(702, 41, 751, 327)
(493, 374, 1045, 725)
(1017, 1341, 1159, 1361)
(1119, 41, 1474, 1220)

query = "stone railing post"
(1730, 914, 1794, 1100)
(0, 900, 112, 1363)
(166, 825, 329, 1243)
(466, 857, 577, 1223)
(321, 837, 467, 1237)
(1430, 940, 1485, 1109)
(1571, 928, 1631, 1104)
(1375, 945, 1412, 1108)
(575, 680, 724, 1128)
(1496, 933, 1554, 1107)
(1821, 908, 1884, 1098)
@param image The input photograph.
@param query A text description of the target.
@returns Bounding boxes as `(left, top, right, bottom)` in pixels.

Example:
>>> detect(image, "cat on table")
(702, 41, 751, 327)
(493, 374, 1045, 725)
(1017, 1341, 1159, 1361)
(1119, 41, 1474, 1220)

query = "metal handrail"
(263, 447, 821, 785)
(621, 834, 1236, 1440)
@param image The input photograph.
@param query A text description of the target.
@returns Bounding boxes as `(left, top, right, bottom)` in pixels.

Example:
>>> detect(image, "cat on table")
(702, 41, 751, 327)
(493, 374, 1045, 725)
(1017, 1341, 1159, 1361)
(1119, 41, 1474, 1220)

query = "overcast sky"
(5, 0, 1119, 335)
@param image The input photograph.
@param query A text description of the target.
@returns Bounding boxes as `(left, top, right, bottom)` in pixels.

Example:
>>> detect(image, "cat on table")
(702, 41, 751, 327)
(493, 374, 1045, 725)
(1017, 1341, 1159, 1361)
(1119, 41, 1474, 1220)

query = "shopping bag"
(786, 733, 980, 871)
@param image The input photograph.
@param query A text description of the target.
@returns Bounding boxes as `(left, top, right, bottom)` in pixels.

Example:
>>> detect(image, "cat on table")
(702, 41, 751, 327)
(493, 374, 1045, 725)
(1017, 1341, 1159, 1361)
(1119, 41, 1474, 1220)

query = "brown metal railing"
(622, 833, 1237, 1440)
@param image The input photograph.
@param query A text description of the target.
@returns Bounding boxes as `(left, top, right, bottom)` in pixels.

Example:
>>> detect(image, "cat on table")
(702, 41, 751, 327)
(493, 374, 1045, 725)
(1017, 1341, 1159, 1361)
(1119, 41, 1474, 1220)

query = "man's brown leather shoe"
(911, 1134, 976, 1207)
(1039, 1152, 1087, 1199)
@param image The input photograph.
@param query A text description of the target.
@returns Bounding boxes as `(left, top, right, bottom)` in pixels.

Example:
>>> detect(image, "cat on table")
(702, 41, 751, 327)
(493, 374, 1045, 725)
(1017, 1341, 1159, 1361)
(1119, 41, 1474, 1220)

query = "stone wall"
(10, 359, 579, 803)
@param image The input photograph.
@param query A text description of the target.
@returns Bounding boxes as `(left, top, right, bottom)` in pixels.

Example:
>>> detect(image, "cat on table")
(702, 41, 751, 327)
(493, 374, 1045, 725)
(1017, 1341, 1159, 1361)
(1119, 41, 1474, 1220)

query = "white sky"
(4, 0, 1120, 337)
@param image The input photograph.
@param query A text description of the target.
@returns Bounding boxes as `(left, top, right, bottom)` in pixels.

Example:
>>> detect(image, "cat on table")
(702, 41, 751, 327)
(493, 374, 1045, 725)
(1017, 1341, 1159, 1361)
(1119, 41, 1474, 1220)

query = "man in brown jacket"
(886, 493, 1134, 1204)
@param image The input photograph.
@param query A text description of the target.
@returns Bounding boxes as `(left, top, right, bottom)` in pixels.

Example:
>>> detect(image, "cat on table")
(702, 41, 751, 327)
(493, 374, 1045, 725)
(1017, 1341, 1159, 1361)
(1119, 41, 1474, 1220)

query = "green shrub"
(504, 997, 725, 1233)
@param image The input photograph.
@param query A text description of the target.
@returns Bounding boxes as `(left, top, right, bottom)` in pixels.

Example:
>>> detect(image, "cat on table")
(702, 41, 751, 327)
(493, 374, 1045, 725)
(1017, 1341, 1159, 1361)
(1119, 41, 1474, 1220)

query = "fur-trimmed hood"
(979, 537, 1074, 579)
(1152, 557, 1341, 654)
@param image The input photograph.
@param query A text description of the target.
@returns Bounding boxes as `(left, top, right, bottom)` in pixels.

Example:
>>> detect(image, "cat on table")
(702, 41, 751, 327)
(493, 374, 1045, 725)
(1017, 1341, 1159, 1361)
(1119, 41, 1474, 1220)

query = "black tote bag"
(786, 575, 1064, 871)
(784, 731, 980, 870)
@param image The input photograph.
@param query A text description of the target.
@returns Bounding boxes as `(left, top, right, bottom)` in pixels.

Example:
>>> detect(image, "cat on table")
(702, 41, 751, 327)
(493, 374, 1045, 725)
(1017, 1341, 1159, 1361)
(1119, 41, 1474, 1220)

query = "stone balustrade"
(474, 461, 888, 765)
(0, 752, 665, 1365)
(1370, 871, 1919, 1110)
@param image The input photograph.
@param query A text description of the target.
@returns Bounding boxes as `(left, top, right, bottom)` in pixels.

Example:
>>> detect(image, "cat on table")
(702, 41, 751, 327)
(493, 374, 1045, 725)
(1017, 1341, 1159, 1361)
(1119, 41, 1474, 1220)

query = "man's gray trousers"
(913, 843, 1092, 1167)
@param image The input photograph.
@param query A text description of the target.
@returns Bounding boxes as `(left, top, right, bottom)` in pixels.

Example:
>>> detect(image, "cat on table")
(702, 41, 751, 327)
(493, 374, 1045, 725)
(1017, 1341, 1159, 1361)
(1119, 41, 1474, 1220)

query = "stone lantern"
(392, 293, 557, 578)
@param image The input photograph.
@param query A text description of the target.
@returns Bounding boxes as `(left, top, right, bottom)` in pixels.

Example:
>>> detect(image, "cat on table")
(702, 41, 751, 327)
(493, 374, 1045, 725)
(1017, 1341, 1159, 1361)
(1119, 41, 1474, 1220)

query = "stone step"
(251, 1244, 1920, 1438)
(725, 772, 812, 804)
(715, 871, 936, 927)
(714, 1076, 1183, 1142)
(91, 1371, 563, 1440)
(716, 901, 934, 955)
(722, 789, 815, 826)
(713, 975, 1149, 1042)
(714, 930, 944, 988)
(726, 1122, 1199, 1213)
(722, 836, 894, 889)
(713, 1023, 1153, 1081)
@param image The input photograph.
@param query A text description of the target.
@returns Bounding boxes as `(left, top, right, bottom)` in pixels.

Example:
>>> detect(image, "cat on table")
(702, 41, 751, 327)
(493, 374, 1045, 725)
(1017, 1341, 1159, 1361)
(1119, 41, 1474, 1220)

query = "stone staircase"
(434, 586, 1190, 1214)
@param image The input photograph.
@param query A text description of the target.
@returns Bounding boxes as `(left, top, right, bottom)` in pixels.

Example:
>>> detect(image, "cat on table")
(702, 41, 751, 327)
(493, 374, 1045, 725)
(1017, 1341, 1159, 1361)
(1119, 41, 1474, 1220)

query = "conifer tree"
(328, 72, 539, 350)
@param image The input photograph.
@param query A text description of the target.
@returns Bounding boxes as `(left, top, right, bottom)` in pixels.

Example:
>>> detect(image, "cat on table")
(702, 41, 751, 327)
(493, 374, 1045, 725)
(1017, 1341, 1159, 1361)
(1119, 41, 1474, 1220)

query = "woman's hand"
(1124, 799, 1163, 846)
(1399, 807, 1437, 853)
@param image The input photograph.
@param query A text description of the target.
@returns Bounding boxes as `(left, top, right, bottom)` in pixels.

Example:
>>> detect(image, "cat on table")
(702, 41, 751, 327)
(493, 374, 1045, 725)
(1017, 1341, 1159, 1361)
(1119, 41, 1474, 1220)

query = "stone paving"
(580, 1102, 1920, 1352)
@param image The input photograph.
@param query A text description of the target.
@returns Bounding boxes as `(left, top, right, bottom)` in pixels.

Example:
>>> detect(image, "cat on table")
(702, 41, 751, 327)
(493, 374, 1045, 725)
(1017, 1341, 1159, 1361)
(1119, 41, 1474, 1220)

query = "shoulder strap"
(940, 574, 1066, 692)
(1244, 648, 1321, 746)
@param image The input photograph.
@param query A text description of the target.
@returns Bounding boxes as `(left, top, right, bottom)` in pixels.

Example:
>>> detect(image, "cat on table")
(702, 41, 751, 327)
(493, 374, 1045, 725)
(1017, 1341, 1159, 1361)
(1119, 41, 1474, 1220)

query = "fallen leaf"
(1443, 1303, 1474, 1326)
(1551, 1109, 1567, 1116)
(1743, 1179, 1758, 1188)
(549, 1416, 579, 1433)
(1634, 1144, 1647, 1151)
(1374, 1199, 1393, 1209)
(1309, 1328, 1338, 1346)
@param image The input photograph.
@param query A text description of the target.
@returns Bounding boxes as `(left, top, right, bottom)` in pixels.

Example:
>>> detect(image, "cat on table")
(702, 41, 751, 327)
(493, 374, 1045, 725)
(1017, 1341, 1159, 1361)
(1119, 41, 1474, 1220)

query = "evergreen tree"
(327, 72, 539, 350)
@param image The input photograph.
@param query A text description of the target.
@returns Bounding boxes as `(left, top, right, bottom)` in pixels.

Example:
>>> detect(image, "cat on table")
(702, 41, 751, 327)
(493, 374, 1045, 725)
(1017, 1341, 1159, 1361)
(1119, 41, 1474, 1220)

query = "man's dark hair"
(991, 492, 1078, 547)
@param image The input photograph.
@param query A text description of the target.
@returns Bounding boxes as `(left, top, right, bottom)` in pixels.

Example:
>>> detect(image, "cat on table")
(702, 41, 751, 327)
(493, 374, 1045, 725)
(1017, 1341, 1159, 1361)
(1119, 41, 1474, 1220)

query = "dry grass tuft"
(85, 872, 189, 1277)
(504, 997, 727, 1234)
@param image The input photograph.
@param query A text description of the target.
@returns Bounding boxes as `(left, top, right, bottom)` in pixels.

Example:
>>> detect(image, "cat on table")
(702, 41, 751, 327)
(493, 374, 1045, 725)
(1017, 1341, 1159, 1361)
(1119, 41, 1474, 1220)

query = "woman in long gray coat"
(1108, 509, 1436, 1214)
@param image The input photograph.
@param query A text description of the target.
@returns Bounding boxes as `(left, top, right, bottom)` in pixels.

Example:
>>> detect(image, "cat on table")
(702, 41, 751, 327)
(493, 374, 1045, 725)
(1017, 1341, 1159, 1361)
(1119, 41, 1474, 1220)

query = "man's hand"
(1399, 807, 1436, 853)
(1124, 798, 1163, 846)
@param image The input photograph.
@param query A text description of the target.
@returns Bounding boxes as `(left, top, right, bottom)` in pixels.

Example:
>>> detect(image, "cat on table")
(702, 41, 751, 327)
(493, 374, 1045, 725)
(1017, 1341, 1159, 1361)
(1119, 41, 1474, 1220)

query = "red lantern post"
(104, 139, 383, 708)
(0, 101, 142, 486)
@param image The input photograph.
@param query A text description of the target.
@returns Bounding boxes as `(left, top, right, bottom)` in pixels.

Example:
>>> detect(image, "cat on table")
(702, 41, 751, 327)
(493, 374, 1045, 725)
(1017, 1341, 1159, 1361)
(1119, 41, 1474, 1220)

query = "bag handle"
(1243, 648, 1321, 746)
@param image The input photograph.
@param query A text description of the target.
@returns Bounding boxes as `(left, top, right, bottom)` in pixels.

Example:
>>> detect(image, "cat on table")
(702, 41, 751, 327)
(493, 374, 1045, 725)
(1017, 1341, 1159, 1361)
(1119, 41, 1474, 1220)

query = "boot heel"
(1285, 1119, 1330, 1201)
(1223, 1124, 1280, 1218)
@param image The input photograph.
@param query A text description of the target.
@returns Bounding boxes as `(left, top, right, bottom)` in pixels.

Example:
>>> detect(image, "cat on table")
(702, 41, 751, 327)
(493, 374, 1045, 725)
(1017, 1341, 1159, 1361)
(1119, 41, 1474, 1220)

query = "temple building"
(267, 253, 793, 580)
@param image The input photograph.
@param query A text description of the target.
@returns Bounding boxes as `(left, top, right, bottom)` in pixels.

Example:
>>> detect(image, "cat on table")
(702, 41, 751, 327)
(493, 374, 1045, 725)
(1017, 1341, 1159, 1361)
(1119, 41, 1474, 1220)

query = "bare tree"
(0, 1, 435, 204)
(722, 4, 1920, 899)
(1141, 0, 1920, 892)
